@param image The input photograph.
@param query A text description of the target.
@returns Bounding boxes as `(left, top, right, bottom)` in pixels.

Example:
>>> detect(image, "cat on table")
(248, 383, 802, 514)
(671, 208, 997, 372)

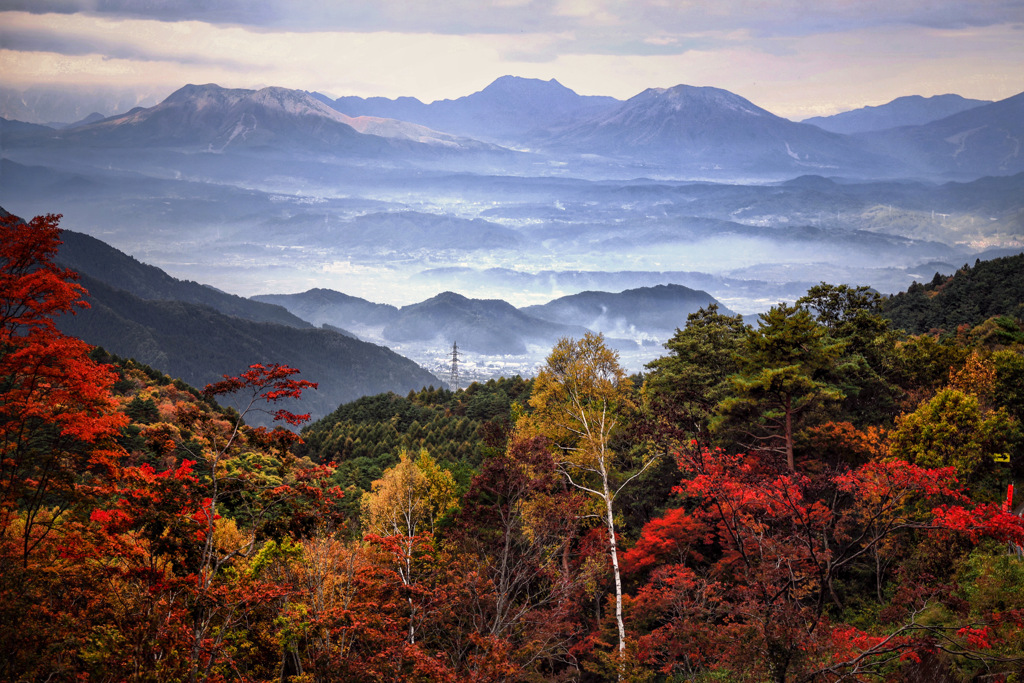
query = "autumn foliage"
(3, 215, 1024, 682)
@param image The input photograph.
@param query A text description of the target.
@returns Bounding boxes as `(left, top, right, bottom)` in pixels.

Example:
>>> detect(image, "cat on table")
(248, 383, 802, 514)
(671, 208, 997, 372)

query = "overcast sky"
(1, 0, 1022, 119)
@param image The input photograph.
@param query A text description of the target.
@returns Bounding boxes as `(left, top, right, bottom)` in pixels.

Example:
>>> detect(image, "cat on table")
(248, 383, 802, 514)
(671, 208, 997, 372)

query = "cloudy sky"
(1, 0, 1023, 119)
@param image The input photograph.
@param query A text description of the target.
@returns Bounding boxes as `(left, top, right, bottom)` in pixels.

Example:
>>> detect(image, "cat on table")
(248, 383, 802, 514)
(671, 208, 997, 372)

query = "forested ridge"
(5, 213, 1024, 682)
(883, 253, 1024, 336)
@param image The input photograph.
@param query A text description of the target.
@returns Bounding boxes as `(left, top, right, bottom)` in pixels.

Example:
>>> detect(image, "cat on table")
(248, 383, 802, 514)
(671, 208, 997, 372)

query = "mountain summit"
(544, 84, 892, 176)
(56, 83, 491, 155)
(330, 75, 620, 144)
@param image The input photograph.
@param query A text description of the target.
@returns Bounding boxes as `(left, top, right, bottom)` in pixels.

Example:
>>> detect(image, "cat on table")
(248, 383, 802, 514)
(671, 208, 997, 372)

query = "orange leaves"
(803, 420, 889, 466)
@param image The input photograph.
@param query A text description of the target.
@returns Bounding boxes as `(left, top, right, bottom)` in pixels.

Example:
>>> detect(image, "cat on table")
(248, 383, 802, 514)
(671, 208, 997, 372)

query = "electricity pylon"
(448, 341, 460, 393)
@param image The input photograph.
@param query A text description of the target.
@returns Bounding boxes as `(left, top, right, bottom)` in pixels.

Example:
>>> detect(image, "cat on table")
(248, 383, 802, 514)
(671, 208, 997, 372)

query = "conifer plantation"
(5, 212, 1024, 681)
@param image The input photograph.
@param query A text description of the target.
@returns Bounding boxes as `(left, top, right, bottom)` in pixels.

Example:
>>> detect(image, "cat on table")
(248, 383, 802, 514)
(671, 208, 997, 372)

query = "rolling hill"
(522, 284, 732, 340)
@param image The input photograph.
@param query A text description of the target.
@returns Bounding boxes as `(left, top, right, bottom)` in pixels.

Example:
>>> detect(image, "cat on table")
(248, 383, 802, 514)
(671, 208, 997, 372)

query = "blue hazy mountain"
(43, 84, 503, 158)
(253, 289, 400, 331)
(32, 221, 442, 421)
(56, 230, 312, 329)
(541, 84, 897, 176)
(802, 94, 991, 134)
(253, 285, 732, 357)
(255, 288, 590, 356)
(328, 75, 621, 145)
(381, 291, 590, 356)
(521, 284, 731, 339)
(857, 92, 1024, 178)
(6, 80, 1022, 180)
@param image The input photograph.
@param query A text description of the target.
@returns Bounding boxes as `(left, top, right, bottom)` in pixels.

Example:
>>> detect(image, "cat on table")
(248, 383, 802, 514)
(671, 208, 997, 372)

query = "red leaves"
(621, 506, 705, 575)
(204, 362, 317, 425)
(956, 626, 993, 650)
(932, 503, 1024, 545)
(1, 213, 129, 567)
(0, 213, 87, 335)
(628, 446, 1024, 679)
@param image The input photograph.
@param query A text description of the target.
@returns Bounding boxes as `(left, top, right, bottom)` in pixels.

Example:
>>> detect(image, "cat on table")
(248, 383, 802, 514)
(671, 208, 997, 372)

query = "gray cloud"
(0, 23, 251, 67)
(4, 0, 1022, 38)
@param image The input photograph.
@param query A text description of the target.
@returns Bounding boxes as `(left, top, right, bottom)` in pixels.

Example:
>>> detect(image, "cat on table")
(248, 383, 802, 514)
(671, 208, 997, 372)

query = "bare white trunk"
(601, 467, 626, 655)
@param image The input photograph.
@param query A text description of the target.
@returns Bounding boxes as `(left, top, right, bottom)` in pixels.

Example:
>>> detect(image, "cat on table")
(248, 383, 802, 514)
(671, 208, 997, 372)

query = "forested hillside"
(884, 252, 1024, 334)
(6, 212, 446, 423)
(56, 271, 440, 422)
(297, 377, 531, 501)
(5, 213, 1024, 682)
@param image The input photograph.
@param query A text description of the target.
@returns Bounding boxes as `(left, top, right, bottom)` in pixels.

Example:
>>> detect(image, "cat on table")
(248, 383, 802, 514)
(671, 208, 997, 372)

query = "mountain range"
(4, 75, 1023, 369)
(522, 284, 734, 340)
(540, 84, 892, 176)
(856, 93, 1024, 178)
(4, 77, 1022, 179)
(326, 75, 620, 146)
(254, 283, 727, 358)
(40, 84, 501, 159)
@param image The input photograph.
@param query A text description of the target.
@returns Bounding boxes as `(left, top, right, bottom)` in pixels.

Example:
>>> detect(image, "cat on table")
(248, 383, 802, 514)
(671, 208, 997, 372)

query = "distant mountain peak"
(632, 84, 773, 118)
(481, 75, 573, 94)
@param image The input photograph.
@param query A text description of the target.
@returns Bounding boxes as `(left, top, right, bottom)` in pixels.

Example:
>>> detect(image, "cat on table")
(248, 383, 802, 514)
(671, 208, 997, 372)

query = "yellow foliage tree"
(360, 449, 458, 643)
(360, 449, 458, 538)
(520, 332, 655, 658)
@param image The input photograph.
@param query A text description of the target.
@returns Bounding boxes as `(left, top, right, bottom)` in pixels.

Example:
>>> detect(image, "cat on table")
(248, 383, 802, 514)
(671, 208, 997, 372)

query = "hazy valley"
(3, 76, 1023, 387)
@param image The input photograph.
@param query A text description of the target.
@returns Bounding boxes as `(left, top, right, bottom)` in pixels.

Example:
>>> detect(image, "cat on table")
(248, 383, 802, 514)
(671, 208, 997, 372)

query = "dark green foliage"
(798, 282, 882, 334)
(891, 333, 973, 402)
(993, 349, 1024, 422)
(883, 253, 1024, 334)
(798, 283, 903, 425)
(124, 396, 159, 424)
(714, 303, 846, 470)
(298, 376, 530, 494)
(643, 304, 748, 448)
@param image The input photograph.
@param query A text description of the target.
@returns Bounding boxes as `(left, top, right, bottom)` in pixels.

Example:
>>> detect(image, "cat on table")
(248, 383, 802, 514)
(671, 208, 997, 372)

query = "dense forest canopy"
(4, 213, 1024, 681)
(883, 253, 1024, 336)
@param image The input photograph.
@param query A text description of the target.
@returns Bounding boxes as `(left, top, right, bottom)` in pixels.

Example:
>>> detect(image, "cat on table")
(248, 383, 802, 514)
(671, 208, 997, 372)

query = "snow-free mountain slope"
(857, 91, 1024, 178)
(38, 221, 442, 422)
(802, 94, 991, 134)
(382, 291, 590, 356)
(252, 289, 400, 331)
(56, 230, 312, 329)
(521, 284, 731, 340)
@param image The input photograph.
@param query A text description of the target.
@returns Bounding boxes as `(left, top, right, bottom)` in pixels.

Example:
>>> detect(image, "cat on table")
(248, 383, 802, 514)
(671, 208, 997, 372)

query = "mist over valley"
(3, 77, 1023, 381)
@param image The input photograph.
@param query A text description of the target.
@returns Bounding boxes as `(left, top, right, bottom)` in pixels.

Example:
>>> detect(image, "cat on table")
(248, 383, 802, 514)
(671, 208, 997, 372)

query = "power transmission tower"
(448, 341, 461, 393)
